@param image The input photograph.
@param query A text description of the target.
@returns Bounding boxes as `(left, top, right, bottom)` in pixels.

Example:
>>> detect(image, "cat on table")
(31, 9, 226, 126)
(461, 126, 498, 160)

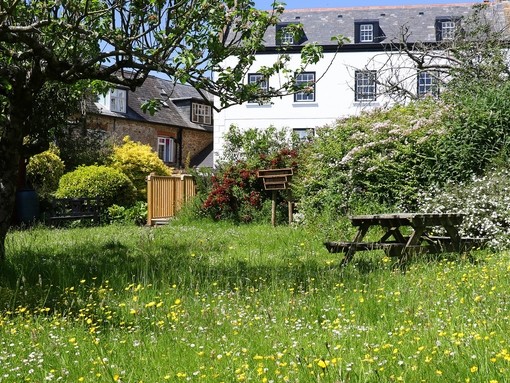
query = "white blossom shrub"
(416, 168, 510, 250)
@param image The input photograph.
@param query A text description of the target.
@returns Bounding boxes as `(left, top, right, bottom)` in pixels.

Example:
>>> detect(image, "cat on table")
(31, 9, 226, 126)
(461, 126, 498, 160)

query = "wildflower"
(470, 366, 478, 373)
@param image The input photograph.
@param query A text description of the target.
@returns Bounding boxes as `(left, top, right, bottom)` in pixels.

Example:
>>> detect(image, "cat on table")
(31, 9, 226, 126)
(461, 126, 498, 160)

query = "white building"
(214, 1, 509, 162)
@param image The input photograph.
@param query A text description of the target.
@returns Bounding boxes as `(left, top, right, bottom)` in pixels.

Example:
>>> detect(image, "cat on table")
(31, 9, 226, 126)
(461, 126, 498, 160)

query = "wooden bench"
(325, 241, 425, 257)
(49, 197, 101, 225)
(325, 213, 488, 266)
(422, 235, 488, 252)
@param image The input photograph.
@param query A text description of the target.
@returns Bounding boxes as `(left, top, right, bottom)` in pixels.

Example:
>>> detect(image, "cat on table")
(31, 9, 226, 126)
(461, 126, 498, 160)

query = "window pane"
(295, 72, 315, 102)
(248, 74, 268, 92)
(418, 71, 439, 97)
(158, 137, 174, 163)
(192, 103, 212, 125)
(442, 21, 456, 40)
(110, 89, 127, 113)
(293, 128, 314, 141)
(355, 71, 376, 101)
(281, 29, 294, 44)
(360, 24, 374, 42)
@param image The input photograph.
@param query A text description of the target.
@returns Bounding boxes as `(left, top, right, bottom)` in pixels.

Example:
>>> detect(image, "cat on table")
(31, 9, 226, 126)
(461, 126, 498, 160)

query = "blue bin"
(15, 189, 40, 225)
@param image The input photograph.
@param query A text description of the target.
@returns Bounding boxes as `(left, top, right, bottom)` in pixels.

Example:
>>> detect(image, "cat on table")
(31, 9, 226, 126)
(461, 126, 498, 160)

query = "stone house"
(86, 74, 214, 168)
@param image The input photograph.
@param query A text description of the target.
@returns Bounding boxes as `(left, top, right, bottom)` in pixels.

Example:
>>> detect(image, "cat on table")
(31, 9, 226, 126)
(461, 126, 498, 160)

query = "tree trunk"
(0, 94, 26, 261)
(0, 128, 22, 261)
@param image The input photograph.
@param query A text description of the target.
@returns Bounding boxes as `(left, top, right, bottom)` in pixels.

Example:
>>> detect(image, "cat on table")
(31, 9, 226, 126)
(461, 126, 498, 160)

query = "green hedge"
(55, 165, 137, 208)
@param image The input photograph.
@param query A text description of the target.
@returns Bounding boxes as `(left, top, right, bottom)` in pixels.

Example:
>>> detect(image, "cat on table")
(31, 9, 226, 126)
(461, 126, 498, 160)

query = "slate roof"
(261, 2, 509, 49)
(88, 74, 213, 132)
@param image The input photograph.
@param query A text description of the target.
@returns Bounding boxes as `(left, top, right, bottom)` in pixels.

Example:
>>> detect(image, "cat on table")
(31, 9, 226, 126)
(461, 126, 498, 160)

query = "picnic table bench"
(325, 213, 487, 265)
(49, 197, 101, 225)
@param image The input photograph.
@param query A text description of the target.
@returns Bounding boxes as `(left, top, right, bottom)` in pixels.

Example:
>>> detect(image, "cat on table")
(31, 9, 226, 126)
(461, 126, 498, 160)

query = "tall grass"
(0, 221, 507, 382)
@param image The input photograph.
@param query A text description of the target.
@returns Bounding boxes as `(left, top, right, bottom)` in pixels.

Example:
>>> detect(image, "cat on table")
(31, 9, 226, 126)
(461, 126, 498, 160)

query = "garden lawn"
(0, 221, 509, 382)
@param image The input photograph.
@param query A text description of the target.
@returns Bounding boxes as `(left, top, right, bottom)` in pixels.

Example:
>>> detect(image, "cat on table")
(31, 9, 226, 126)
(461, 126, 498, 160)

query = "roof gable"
(89, 75, 213, 132)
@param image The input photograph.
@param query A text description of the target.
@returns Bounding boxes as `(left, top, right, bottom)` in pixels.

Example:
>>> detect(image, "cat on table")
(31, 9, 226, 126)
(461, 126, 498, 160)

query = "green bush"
(55, 165, 136, 208)
(26, 146, 65, 199)
(295, 81, 510, 226)
(55, 126, 114, 172)
(110, 136, 171, 200)
(294, 99, 445, 221)
(201, 125, 301, 223)
(433, 82, 510, 182)
(107, 201, 147, 226)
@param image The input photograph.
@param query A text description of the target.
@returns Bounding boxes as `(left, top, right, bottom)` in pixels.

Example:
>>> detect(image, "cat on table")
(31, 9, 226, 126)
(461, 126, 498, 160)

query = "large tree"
(0, 0, 327, 260)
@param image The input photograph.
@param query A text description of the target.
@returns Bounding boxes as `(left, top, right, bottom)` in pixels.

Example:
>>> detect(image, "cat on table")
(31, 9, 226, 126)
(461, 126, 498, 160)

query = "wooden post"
(146, 173, 155, 226)
(271, 190, 277, 227)
(257, 168, 294, 227)
(287, 189, 293, 225)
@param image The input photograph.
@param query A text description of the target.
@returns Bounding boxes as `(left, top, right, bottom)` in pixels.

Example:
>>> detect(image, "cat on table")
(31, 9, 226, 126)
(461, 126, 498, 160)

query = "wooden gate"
(146, 173, 196, 225)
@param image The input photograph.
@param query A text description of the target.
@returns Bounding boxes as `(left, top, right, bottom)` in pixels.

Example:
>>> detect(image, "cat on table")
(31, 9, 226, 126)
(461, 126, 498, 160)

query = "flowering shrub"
(294, 100, 446, 221)
(416, 167, 510, 250)
(202, 125, 300, 223)
(110, 136, 171, 200)
(203, 164, 261, 222)
(296, 82, 510, 227)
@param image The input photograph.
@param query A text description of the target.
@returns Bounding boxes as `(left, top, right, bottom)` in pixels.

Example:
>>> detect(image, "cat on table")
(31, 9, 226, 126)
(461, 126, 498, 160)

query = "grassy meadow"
(0, 220, 509, 382)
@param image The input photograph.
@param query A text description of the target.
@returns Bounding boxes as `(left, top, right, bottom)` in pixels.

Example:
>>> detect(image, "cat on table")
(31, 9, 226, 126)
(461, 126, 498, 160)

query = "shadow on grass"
(0, 239, 362, 311)
(1, 225, 480, 312)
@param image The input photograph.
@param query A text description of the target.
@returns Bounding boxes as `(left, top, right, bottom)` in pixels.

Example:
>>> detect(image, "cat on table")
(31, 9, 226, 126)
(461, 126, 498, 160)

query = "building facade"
(87, 74, 214, 168)
(214, 1, 509, 162)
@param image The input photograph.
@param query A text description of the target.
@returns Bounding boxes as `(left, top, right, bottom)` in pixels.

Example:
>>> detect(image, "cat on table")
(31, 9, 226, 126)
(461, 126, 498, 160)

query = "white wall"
(213, 50, 402, 163)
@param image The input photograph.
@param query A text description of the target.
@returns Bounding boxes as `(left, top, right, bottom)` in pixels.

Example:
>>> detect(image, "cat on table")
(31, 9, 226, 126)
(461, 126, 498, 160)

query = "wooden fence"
(146, 173, 196, 225)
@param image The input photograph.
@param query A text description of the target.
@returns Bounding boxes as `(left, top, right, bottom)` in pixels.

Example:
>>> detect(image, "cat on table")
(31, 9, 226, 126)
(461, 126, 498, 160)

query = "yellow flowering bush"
(26, 145, 65, 199)
(110, 136, 172, 200)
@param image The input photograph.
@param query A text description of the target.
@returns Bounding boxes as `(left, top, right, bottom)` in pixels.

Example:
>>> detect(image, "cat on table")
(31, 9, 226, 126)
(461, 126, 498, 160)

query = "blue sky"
(255, 0, 476, 10)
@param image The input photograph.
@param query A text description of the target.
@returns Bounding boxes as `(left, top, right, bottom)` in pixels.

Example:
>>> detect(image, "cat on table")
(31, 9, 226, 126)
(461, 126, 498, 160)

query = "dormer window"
(360, 24, 374, 42)
(276, 22, 305, 46)
(355, 20, 381, 43)
(436, 17, 461, 41)
(191, 103, 212, 125)
(281, 30, 295, 45)
(98, 88, 127, 113)
(110, 89, 127, 113)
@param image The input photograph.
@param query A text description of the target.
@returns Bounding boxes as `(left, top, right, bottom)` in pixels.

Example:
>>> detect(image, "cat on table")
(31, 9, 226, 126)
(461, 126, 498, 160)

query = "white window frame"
(158, 137, 175, 163)
(248, 73, 269, 92)
(109, 88, 127, 113)
(417, 71, 439, 98)
(360, 24, 374, 43)
(355, 71, 377, 102)
(294, 72, 315, 102)
(191, 103, 212, 125)
(293, 128, 314, 141)
(98, 88, 127, 113)
(279, 26, 295, 45)
(441, 20, 456, 41)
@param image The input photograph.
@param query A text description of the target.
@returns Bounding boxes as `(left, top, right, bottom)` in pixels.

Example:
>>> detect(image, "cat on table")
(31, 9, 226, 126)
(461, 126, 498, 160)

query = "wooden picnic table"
(324, 213, 486, 265)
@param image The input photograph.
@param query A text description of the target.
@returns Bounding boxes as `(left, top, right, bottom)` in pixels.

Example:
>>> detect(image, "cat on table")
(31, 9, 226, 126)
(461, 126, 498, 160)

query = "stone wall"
(86, 114, 212, 167)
